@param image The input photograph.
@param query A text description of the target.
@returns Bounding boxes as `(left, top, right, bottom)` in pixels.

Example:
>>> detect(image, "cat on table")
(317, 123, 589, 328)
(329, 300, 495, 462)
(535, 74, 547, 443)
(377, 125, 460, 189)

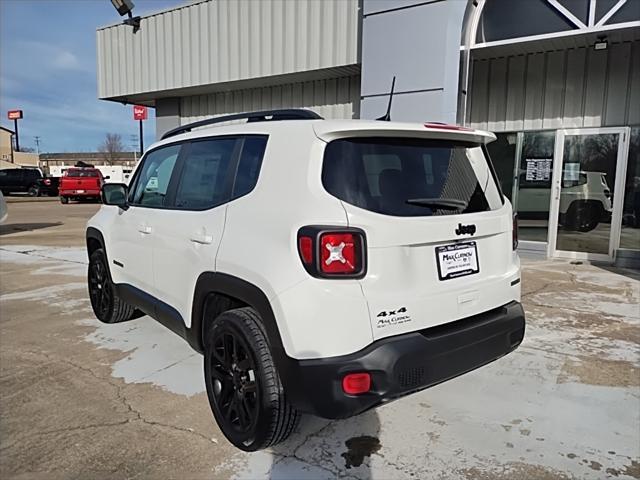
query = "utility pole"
(34, 136, 41, 154)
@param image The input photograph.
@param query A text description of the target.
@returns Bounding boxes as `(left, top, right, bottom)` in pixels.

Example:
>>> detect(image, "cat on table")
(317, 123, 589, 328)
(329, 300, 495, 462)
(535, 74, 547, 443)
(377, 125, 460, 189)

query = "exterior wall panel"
(469, 41, 640, 131)
(97, 0, 359, 99)
(171, 75, 360, 135)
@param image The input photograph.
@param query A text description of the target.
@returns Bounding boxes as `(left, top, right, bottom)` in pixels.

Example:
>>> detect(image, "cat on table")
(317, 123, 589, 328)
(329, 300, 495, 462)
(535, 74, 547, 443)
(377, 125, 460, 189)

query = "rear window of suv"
(322, 137, 503, 217)
(65, 170, 99, 177)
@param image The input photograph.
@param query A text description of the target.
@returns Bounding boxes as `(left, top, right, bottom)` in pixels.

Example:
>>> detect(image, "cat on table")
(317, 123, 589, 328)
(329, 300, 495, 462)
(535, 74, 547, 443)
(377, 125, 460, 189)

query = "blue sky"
(0, 0, 182, 153)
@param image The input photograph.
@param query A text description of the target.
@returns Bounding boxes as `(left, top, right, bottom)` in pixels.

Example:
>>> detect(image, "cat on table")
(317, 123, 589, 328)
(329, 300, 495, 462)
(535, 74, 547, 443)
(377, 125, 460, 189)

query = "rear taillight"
(297, 226, 366, 279)
(298, 236, 313, 265)
(44, 179, 51, 185)
(320, 233, 357, 274)
(512, 214, 519, 250)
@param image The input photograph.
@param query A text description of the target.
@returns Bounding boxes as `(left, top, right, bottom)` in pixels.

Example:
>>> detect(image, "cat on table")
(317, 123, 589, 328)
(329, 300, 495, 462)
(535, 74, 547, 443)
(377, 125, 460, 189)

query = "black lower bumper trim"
(282, 301, 525, 419)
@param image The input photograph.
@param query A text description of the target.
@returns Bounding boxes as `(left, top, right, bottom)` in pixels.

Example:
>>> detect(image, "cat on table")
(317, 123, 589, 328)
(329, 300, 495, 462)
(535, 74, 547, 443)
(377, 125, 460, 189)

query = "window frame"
(125, 134, 268, 212)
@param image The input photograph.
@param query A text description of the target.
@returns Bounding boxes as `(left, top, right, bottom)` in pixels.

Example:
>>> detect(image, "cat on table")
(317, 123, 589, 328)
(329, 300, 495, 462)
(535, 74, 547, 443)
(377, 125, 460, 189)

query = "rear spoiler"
(313, 121, 496, 145)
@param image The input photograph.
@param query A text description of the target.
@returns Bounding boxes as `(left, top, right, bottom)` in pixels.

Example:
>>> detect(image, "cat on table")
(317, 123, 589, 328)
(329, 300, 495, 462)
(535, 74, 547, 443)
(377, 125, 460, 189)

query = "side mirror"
(104, 175, 111, 180)
(102, 183, 129, 210)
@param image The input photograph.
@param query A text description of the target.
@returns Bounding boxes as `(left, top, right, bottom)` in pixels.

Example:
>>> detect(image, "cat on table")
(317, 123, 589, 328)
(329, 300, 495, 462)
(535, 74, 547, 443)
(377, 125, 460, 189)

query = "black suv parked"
(0, 168, 42, 195)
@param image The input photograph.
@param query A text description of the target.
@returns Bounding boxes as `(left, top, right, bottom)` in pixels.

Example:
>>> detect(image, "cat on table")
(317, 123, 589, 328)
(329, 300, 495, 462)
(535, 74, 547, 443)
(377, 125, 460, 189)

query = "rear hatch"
(317, 123, 519, 340)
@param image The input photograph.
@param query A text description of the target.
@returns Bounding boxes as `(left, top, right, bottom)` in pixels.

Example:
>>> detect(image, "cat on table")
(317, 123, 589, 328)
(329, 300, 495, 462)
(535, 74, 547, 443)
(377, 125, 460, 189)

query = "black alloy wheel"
(87, 249, 138, 323)
(88, 252, 113, 320)
(209, 328, 260, 438)
(204, 307, 298, 451)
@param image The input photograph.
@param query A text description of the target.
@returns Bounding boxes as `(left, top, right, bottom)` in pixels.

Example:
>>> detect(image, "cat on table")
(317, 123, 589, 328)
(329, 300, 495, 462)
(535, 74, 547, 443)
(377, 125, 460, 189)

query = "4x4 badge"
(455, 223, 476, 236)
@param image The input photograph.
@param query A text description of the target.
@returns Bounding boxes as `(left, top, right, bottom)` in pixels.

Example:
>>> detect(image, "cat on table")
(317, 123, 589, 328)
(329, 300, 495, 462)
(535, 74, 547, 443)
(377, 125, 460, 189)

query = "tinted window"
(174, 139, 236, 209)
(66, 170, 98, 177)
(130, 144, 181, 207)
(322, 138, 503, 217)
(233, 136, 267, 199)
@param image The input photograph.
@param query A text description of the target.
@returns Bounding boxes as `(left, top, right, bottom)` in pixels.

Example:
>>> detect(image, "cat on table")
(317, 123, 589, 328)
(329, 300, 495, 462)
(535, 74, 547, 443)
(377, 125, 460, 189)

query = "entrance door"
(548, 127, 630, 261)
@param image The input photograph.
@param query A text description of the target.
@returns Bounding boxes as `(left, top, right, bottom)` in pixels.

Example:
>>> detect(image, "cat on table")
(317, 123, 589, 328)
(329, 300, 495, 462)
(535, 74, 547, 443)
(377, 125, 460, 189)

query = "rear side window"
(174, 138, 236, 209)
(322, 138, 503, 217)
(232, 136, 268, 199)
(66, 170, 97, 177)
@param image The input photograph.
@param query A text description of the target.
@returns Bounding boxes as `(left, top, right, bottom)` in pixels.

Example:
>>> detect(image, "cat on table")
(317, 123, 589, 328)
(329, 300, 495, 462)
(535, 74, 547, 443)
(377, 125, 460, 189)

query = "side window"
(232, 136, 268, 199)
(130, 144, 181, 207)
(174, 138, 237, 210)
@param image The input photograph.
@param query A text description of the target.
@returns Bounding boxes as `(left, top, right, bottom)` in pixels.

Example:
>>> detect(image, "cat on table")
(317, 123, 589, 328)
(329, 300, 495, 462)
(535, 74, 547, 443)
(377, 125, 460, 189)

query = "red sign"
(7, 110, 23, 120)
(133, 105, 148, 121)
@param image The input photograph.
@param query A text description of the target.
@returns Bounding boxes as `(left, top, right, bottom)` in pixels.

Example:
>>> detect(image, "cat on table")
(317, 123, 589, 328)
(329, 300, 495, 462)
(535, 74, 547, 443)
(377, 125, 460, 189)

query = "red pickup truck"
(59, 168, 104, 204)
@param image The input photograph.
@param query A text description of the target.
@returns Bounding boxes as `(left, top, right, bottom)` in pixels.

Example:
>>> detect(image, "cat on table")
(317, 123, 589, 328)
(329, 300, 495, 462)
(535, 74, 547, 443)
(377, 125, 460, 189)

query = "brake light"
(342, 372, 371, 395)
(296, 227, 367, 278)
(320, 233, 357, 274)
(44, 179, 51, 185)
(513, 214, 519, 250)
(424, 122, 473, 131)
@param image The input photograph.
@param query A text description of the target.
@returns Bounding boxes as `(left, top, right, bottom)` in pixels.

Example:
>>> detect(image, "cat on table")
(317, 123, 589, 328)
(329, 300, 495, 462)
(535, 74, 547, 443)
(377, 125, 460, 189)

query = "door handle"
(138, 224, 152, 234)
(190, 230, 213, 245)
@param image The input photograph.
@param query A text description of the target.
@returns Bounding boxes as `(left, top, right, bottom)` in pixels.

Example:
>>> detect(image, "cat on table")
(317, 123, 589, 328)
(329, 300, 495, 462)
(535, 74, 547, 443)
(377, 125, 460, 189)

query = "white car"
(517, 171, 612, 232)
(86, 109, 525, 451)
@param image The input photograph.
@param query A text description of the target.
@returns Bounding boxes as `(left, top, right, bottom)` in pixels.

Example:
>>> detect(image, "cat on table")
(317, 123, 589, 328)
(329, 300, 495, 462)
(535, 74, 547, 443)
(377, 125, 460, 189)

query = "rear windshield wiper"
(405, 198, 468, 210)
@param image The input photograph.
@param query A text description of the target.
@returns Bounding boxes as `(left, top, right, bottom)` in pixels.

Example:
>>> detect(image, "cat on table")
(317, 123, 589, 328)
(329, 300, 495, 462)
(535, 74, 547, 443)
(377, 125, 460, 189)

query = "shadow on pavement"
(0, 222, 63, 235)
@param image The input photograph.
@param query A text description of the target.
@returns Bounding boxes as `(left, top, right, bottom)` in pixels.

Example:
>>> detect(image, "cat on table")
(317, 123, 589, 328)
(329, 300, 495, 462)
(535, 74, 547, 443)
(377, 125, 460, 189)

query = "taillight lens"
(298, 236, 313, 264)
(44, 179, 51, 185)
(297, 227, 366, 278)
(320, 233, 357, 274)
(513, 214, 518, 250)
(342, 372, 371, 395)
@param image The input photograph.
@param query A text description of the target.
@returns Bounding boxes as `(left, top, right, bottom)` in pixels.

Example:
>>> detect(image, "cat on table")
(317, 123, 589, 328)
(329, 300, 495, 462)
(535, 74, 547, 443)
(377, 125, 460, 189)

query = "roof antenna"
(376, 76, 396, 122)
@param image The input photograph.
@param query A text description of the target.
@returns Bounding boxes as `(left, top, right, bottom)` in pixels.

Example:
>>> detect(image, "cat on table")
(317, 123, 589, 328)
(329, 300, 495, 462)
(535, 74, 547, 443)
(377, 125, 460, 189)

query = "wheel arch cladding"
(191, 272, 290, 374)
(86, 227, 105, 257)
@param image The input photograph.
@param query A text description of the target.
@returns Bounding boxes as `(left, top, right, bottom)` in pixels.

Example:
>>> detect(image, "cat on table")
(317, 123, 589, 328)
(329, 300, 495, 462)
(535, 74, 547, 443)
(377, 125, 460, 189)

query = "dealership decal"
(376, 307, 411, 328)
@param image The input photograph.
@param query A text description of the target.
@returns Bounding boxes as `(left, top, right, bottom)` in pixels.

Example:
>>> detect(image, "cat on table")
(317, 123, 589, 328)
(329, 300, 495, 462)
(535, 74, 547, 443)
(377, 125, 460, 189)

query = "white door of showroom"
(547, 127, 630, 262)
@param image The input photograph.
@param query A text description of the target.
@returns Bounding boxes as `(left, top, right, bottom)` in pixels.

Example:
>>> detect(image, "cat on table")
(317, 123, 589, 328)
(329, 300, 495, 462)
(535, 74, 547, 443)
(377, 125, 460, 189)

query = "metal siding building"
(97, 0, 361, 136)
(96, 0, 639, 265)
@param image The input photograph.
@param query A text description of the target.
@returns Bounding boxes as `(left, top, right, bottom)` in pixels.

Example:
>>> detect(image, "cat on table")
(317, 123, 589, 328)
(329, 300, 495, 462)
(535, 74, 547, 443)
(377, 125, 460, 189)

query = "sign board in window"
(525, 158, 552, 182)
(563, 163, 580, 182)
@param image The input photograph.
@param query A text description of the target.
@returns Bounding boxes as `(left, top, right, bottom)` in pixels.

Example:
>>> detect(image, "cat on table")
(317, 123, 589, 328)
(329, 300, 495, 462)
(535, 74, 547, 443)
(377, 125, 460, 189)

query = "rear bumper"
(282, 301, 525, 419)
(59, 190, 100, 196)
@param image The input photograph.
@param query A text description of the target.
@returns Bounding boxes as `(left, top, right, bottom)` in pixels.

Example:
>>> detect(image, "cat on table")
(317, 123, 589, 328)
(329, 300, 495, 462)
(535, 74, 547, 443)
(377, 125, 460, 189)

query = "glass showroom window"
(620, 127, 640, 250)
(513, 131, 556, 244)
(486, 132, 518, 202)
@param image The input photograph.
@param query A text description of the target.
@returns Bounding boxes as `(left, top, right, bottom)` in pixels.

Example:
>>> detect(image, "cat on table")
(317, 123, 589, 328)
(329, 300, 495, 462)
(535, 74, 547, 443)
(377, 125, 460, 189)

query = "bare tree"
(99, 133, 125, 165)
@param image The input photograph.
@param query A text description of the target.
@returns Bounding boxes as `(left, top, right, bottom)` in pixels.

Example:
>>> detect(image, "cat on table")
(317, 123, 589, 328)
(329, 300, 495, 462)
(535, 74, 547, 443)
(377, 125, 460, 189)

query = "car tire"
(60, 196, 69, 204)
(204, 307, 299, 451)
(28, 186, 40, 197)
(88, 248, 138, 324)
(566, 202, 600, 232)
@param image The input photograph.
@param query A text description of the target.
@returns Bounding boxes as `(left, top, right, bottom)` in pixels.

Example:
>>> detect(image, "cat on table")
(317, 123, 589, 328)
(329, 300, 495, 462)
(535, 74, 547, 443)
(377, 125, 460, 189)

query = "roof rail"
(161, 108, 323, 140)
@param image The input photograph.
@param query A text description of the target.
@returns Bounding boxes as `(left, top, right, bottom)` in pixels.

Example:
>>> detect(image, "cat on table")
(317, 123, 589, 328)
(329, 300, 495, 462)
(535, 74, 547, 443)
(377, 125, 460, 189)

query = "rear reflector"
(320, 233, 357, 274)
(342, 373, 371, 395)
(298, 236, 313, 264)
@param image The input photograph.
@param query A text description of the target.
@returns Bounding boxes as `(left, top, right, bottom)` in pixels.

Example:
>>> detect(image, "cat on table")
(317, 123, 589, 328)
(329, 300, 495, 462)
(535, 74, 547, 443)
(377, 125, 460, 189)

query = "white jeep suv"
(86, 109, 525, 451)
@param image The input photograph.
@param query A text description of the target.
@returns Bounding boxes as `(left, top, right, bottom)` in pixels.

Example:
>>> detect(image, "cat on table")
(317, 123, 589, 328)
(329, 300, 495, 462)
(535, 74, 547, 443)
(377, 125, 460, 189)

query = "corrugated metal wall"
(97, 0, 360, 99)
(468, 41, 640, 131)
(179, 75, 360, 122)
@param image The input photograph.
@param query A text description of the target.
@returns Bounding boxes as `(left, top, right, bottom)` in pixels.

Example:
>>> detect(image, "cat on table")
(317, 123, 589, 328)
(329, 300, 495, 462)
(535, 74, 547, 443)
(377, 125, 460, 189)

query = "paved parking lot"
(1, 201, 638, 479)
